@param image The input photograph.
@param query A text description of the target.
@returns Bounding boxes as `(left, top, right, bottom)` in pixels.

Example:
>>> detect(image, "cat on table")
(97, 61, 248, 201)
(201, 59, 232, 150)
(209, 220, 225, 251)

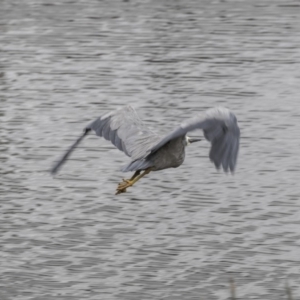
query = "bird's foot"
(115, 179, 133, 195)
(115, 188, 127, 195)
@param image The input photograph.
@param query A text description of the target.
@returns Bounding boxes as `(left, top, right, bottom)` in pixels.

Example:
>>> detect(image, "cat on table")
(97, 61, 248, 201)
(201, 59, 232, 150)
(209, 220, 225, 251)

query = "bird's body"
(147, 136, 186, 171)
(51, 105, 240, 194)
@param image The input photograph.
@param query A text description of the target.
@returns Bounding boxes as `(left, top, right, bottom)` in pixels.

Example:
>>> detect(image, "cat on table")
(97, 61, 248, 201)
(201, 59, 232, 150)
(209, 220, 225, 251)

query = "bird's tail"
(50, 128, 91, 175)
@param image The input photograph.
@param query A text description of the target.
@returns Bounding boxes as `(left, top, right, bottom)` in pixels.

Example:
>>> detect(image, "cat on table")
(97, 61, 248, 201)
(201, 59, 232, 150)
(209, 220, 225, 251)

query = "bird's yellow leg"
(129, 170, 141, 181)
(116, 168, 152, 195)
(117, 170, 140, 187)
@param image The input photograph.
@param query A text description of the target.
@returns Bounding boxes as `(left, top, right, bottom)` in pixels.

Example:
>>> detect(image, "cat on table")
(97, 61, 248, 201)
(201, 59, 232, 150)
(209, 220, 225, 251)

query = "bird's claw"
(116, 179, 133, 195)
(118, 179, 130, 186)
(115, 188, 127, 195)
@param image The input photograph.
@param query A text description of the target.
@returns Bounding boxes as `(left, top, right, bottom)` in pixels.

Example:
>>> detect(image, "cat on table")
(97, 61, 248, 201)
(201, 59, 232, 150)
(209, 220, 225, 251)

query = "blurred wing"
(145, 107, 240, 172)
(87, 105, 161, 160)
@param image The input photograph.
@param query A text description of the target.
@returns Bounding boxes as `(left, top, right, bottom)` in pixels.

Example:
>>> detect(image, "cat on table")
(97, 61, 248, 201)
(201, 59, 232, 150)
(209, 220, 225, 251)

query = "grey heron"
(51, 105, 240, 194)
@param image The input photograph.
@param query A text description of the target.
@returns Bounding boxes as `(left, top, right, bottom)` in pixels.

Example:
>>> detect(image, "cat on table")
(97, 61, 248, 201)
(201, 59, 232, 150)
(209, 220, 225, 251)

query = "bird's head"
(185, 136, 201, 146)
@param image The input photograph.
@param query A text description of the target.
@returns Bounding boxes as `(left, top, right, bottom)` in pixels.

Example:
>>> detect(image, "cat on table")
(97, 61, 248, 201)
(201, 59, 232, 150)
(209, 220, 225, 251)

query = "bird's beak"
(188, 138, 201, 143)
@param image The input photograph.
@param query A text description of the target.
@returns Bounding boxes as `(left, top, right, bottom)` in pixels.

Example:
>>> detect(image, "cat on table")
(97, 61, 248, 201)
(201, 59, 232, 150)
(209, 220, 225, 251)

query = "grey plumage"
(87, 106, 161, 161)
(51, 105, 240, 177)
(145, 106, 240, 172)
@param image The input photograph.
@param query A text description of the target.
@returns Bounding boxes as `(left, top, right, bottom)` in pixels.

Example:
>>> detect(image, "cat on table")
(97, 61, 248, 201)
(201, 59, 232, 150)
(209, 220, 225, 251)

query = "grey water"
(1, 0, 300, 299)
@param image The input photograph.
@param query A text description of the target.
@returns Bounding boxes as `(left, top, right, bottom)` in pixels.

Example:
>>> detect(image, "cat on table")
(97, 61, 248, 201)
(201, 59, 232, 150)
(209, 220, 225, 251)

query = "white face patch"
(186, 136, 190, 145)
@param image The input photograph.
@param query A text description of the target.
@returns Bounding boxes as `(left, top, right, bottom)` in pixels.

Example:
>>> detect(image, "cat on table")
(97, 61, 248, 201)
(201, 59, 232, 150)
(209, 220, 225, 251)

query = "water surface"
(1, 0, 300, 299)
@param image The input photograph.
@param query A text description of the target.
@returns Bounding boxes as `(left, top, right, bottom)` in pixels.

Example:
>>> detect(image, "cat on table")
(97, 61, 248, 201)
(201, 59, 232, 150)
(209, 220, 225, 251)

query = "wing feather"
(87, 105, 161, 160)
(144, 107, 240, 172)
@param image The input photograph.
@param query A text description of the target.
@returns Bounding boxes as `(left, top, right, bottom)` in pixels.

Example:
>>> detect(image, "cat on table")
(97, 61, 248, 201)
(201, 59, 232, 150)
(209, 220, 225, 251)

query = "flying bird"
(51, 105, 240, 194)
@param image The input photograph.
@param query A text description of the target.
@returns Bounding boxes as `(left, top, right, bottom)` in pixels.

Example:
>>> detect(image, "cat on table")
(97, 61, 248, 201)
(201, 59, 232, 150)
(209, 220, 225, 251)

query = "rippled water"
(1, 0, 300, 299)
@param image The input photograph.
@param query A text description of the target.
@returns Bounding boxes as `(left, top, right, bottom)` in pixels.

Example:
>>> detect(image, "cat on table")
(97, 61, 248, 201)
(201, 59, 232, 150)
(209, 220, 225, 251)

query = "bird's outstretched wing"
(144, 107, 240, 172)
(51, 105, 160, 175)
(87, 105, 160, 160)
